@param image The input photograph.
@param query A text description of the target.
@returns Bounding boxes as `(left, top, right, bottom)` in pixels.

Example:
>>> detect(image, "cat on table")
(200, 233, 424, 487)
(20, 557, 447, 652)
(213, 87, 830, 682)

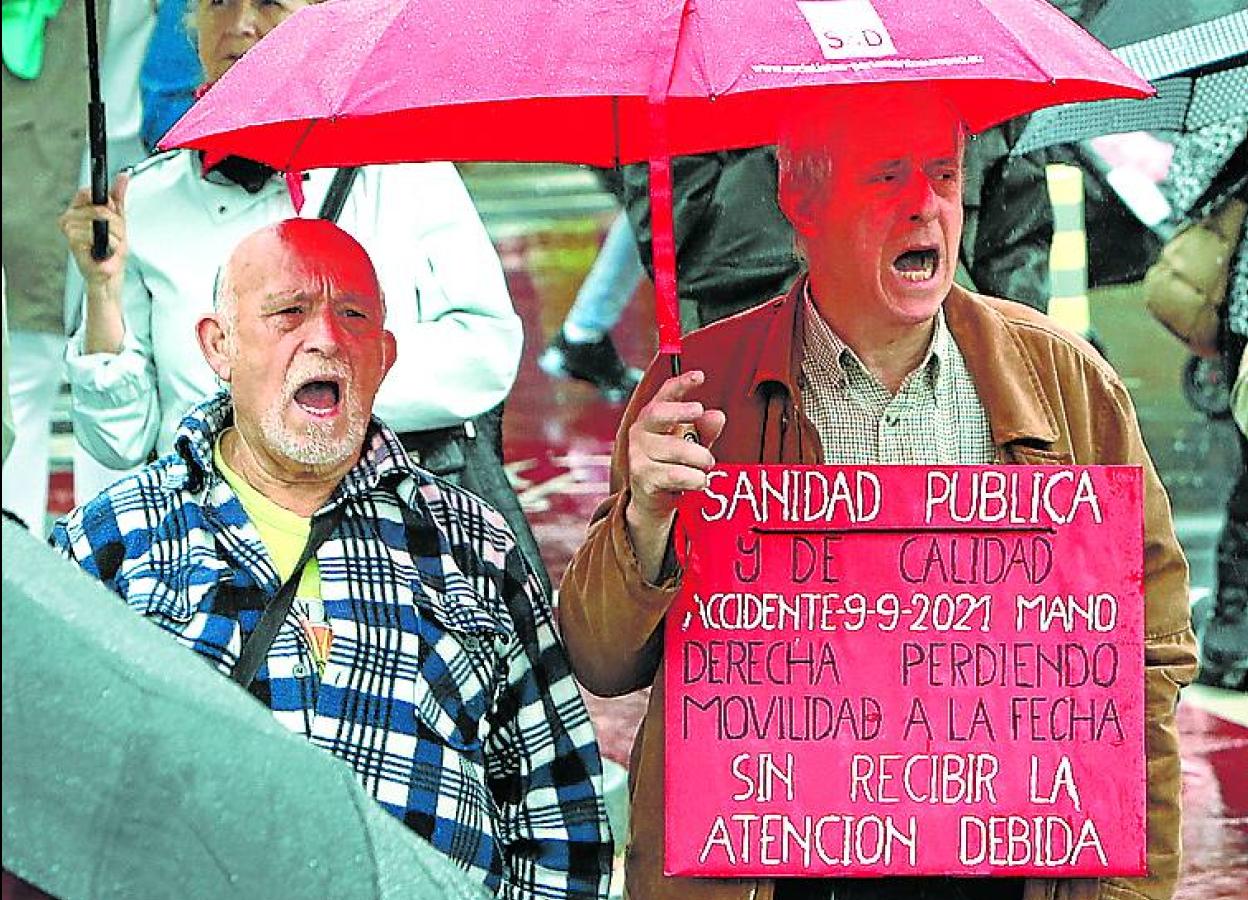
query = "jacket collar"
(746, 274, 1060, 449)
(749, 275, 808, 399)
(168, 392, 425, 507)
(943, 284, 1060, 447)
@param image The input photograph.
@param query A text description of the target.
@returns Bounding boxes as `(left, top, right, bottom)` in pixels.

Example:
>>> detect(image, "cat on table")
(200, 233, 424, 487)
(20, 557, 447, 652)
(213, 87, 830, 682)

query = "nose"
(906, 173, 940, 225)
(301, 304, 343, 356)
(227, 0, 261, 36)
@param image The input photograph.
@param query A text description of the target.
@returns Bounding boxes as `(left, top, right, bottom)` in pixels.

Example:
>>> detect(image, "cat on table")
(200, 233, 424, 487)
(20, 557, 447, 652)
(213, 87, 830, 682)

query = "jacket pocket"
(127, 558, 234, 624)
(404, 578, 511, 754)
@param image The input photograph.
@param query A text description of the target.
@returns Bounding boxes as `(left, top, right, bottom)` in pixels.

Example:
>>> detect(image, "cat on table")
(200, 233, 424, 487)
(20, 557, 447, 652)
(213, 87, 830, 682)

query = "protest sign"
(664, 465, 1145, 878)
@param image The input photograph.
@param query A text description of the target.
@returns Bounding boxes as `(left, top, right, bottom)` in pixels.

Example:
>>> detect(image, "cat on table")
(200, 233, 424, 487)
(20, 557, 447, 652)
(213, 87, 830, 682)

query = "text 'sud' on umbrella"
(163, 0, 1152, 365)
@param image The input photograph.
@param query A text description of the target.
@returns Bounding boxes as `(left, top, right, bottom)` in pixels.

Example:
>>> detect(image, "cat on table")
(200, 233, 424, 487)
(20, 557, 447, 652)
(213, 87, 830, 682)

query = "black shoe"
(1194, 587, 1248, 691)
(539, 332, 642, 403)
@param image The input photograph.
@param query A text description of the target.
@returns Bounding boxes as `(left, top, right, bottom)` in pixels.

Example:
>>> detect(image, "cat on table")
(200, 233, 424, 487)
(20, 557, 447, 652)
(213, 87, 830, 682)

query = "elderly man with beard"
(51, 219, 612, 900)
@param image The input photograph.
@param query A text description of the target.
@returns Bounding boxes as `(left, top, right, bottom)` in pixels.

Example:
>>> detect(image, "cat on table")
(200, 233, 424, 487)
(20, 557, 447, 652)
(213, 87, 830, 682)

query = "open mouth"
(293, 379, 342, 417)
(892, 247, 939, 283)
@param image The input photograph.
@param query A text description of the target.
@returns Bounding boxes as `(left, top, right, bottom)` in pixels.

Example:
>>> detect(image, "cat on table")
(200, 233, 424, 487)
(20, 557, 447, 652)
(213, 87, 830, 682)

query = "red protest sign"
(664, 464, 1145, 879)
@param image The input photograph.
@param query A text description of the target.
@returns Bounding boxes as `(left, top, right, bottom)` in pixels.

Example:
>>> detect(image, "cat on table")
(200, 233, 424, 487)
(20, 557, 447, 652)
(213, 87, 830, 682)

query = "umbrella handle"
(667, 353, 701, 444)
(90, 220, 111, 262)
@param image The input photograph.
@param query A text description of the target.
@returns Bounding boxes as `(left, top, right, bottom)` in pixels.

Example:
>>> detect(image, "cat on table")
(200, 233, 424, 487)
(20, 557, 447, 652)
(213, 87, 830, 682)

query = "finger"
(62, 207, 125, 238)
(634, 429, 718, 471)
(697, 409, 727, 448)
(638, 399, 706, 434)
(649, 369, 708, 405)
(63, 218, 123, 256)
(631, 458, 714, 499)
(111, 171, 130, 213)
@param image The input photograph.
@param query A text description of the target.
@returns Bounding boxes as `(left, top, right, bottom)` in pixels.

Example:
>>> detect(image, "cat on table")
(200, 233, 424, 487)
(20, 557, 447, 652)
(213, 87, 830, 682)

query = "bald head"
(214, 219, 385, 333)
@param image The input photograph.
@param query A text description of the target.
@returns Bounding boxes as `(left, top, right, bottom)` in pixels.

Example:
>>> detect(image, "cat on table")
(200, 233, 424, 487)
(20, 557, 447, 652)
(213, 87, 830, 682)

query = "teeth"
(898, 255, 936, 282)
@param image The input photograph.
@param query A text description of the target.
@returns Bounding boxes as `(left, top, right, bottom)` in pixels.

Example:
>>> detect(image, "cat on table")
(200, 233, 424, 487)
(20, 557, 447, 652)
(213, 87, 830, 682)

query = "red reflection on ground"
(1175, 702, 1248, 900)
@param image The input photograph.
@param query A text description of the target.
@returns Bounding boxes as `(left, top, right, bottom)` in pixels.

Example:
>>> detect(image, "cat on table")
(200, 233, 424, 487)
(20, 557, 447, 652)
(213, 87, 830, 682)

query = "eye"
(336, 301, 373, 321)
(271, 304, 304, 318)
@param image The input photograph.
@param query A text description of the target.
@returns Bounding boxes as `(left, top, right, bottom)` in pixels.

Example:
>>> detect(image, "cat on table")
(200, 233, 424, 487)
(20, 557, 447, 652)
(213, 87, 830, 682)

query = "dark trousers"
(399, 404, 552, 598)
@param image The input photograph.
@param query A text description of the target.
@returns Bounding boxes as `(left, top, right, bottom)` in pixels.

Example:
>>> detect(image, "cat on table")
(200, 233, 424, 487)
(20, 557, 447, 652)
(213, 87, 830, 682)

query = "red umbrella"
(163, 0, 1152, 362)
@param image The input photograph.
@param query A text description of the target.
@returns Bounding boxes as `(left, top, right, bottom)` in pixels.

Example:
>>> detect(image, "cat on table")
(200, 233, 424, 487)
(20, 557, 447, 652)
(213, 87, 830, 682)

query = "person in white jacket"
(58, 0, 543, 586)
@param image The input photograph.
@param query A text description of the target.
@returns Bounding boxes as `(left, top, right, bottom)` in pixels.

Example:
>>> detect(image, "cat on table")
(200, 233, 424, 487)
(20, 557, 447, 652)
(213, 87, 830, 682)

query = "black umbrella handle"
(89, 99, 111, 260)
(85, 0, 112, 262)
(667, 353, 701, 445)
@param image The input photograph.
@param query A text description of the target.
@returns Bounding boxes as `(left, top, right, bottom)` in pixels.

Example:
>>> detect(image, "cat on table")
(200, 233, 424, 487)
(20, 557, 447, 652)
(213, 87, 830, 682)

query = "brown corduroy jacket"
(559, 277, 1196, 900)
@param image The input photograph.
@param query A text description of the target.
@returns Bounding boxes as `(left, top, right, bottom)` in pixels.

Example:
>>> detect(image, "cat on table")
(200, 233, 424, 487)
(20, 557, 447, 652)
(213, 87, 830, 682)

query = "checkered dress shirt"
(799, 294, 995, 465)
(52, 394, 612, 900)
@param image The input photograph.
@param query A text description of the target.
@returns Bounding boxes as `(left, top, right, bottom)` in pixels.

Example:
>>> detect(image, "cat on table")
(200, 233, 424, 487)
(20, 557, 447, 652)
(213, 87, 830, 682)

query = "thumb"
(699, 409, 727, 450)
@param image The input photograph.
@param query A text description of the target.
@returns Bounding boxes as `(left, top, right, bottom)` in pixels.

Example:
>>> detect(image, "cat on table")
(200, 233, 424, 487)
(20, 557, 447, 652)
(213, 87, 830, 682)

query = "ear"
(196, 316, 233, 383)
(777, 170, 820, 239)
(380, 329, 397, 379)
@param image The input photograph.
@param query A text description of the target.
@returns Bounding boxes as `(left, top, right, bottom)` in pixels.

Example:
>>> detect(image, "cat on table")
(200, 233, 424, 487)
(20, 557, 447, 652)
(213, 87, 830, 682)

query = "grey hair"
(776, 86, 968, 196)
(212, 263, 239, 355)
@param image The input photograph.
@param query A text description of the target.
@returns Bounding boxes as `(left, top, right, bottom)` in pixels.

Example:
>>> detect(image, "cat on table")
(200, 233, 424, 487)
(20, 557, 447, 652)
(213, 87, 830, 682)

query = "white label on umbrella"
(797, 0, 897, 60)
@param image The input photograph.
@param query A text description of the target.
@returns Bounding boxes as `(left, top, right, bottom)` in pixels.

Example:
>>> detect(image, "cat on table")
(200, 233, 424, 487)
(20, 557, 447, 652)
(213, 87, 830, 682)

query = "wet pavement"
(39, 164, 1246, 897)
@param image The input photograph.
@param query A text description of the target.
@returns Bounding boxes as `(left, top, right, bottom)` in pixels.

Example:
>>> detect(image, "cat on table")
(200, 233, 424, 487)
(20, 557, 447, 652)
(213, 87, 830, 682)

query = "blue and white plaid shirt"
(53, 394, 612, 899)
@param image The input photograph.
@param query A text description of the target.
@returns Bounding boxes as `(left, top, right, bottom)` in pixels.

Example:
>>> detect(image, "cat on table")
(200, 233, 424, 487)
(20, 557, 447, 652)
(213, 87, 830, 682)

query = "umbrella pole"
(84, 0, 111, 261)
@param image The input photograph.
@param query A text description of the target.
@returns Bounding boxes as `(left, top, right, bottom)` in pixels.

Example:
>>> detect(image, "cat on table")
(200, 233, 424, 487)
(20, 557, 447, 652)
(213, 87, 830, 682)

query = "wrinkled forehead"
(230, 222, 383, 310)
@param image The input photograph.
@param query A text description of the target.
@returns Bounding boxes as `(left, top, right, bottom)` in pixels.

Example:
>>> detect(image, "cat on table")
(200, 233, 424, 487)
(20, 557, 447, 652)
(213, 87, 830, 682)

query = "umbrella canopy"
(164, 0, 1151, 354)
(1084, 0, 1245, 51)
(1014, 8, 1248, 154)
(0, 520, 490, 900)
(165, 0, 1150, 168)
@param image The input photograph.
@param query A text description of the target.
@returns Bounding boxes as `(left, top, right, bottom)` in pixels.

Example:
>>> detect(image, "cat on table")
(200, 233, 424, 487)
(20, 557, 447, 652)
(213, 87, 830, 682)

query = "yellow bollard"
(1045, 163, 1092, 338)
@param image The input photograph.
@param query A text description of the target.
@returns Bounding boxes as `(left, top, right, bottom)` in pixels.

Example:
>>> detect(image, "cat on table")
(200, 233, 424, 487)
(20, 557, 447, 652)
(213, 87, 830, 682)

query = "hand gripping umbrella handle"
(90, 221, 110, 261)
(89, 101, 111, 261)
(668, 354, 701, 444)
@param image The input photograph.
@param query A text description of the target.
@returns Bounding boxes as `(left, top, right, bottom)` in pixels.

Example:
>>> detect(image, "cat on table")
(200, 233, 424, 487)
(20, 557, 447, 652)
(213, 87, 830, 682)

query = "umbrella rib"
(286, 118, 320, 171)
(612, 95, 621, 168)
(978, 4, 1057, 85)
(331, 0, 414, 141)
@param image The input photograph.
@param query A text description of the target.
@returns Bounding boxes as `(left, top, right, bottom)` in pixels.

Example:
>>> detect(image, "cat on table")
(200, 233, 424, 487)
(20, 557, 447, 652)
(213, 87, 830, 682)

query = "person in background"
(619, 148, 803, 332)
(539, 172, 646, 403)
(59, 0, 551, 594)
(558, 86, 1194, 900)
(1163, 118, 1248, 691)
(139, 0, 200, 153)
(2, 0, 155, 533)
(52, 218, 613, 899)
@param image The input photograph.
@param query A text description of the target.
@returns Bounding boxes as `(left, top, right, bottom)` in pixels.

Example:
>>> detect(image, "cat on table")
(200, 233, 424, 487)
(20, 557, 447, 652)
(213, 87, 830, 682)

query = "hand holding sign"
(625, 370, 726, 582)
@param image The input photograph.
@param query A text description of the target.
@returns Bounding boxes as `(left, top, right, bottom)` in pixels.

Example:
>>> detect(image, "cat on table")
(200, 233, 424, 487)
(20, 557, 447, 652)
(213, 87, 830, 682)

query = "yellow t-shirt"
(215, 436, 332, 674)
(215, 438, 322, 596)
